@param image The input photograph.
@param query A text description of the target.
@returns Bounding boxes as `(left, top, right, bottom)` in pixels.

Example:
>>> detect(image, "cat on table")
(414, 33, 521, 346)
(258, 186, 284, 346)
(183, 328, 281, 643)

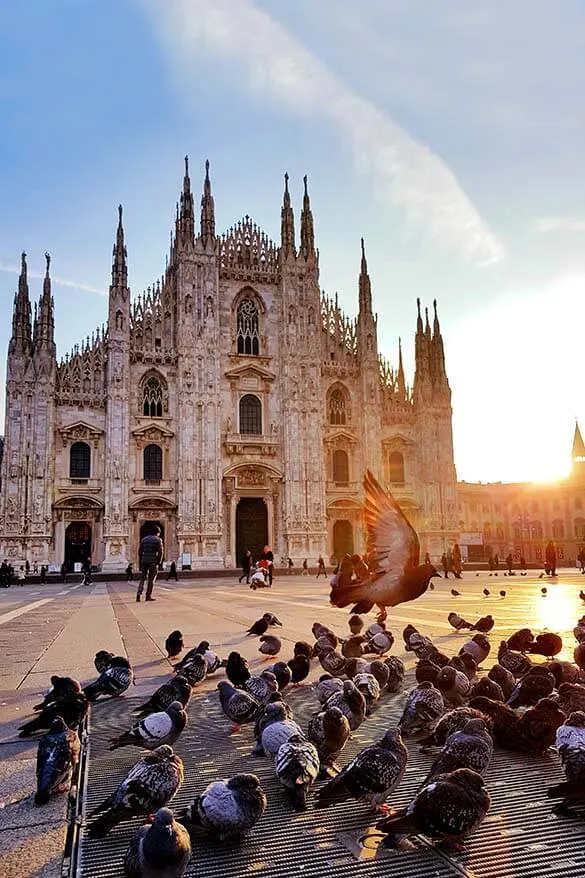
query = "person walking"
(452, 543, 463, 579)
(287, 557, 294, 575)
(60, 562, 68, 584)
(81, 557, 92, 586)
(545, 540, 557, 577)
(39, 565, 46, 585)
(261, 545, 274, 585)
(441, 552, 449, 579)
(239, 549, 252, 583)
(578, 548, 585, 574)
(167, 560, 178, 582)
(136, 525, 164, 602)
(505, 552, 514, 575)
(316, 555, 327, 578)
(302, 558, 309, 576)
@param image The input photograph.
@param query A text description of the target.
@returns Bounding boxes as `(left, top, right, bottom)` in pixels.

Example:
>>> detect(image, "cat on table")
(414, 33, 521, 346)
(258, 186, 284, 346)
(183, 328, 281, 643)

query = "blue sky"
(2, 0, 585, 482)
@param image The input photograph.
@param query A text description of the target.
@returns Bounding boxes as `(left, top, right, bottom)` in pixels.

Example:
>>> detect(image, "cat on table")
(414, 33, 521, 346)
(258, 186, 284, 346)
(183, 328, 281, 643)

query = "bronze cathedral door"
(236, 498, 268, 566)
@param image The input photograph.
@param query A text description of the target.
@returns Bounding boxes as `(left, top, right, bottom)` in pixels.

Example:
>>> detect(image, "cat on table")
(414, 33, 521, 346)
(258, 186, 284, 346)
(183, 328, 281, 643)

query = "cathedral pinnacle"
(416, 297, 423, 334)
(10, 251, 33, 357)
(199, 158, 216, 247)
(280, 172, 295, 259)
(299, 174, 315, 260)
(34, 251, 55, 352)
(111, 204, 128, 291)
(176, 155, 195, 246)
(397, 337, 406, 399)
(431, 298, 447, 386)
(358, 237, 372, 313)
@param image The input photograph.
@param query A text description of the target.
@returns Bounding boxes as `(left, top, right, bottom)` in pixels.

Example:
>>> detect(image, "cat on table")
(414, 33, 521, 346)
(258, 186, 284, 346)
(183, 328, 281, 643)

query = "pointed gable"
(219, 216, 280, 282)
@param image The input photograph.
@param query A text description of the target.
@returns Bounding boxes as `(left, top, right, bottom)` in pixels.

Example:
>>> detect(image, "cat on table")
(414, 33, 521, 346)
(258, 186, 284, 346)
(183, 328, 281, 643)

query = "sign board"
(48, 565, 60, 574)
(181, 553, 192, 570)
(459, 532, 483, 546)
(74, 562, 82, 573)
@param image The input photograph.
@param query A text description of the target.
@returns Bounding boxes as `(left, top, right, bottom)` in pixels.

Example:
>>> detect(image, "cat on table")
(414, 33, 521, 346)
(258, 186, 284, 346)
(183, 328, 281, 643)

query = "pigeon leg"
(374, 803, 393, 815)
(230, 724, 242, 733)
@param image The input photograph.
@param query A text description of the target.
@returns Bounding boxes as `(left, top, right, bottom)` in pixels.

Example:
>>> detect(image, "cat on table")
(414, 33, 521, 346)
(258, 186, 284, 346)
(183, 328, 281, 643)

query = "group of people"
(439, 543, 463, 579)
(239, 546, 275, 586)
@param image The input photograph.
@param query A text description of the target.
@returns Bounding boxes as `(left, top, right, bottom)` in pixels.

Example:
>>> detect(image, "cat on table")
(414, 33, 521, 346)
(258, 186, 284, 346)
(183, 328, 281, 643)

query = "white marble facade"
(0, 162, 459, 571)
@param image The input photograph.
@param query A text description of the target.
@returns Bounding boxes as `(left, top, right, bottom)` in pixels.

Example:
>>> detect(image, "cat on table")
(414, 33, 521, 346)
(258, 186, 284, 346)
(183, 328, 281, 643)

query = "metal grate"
(75, 684, 585, 878)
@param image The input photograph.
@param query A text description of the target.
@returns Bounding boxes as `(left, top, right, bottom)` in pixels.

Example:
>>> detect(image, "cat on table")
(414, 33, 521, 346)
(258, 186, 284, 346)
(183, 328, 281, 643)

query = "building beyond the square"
(0, 160, 458, 571)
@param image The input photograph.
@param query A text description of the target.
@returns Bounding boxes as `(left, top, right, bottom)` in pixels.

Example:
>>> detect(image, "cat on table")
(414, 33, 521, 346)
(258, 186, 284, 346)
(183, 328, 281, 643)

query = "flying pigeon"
(133, 677, 191, 720)
(376, 767, 491, 848)
(87, 745, 184, 838)
(398, 682, 444, 738)
(182, 774, 267, 840)
(307, 705, 350, 775)
(94, 651, 115, 674)
(275, 737, 320, 811)
(35, 717, 81, 805)
(258, 635, 281, 658)
(217, 681, 262, 731)
(83, 656, 134, 702)
(317, 728, 408, 810)
(109, 701, 187, 751)
(19, 691, 88, 737)
(225, 651, 250, 687)
(123, 807, 191, 878)
(421, 719, 493, 786)
(329, 471, 439, 618)
(164, 631, 184, 660)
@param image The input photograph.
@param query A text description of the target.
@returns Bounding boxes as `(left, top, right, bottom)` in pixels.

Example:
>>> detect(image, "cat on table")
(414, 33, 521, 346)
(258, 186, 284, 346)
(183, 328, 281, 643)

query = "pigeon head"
(263, 702, 288, 722)
(167, 701, 184, 714)
(49, 716, 68, 733)
(169, 630, 182, 639)
(154, 807, 175, 828)
(448, 767, 487, 792)
(227, 773, 262, 791)
(472, 633, 489, 648)
(462, 718, 491, 738)
(342, 680, 357, 695)
(567, 711, 585, 727)
(379, 728, 403, 749)
(323, 706, 348, 730)
(109, 656, 130, 668)
(195, 641, 210, 653)
(417, 681, 435, 691)
(436, 667, 456, 689)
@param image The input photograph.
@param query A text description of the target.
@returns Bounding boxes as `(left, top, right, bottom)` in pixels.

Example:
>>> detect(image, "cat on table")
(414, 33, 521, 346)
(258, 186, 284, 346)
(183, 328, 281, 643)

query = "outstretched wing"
(363, 470, 419, 574)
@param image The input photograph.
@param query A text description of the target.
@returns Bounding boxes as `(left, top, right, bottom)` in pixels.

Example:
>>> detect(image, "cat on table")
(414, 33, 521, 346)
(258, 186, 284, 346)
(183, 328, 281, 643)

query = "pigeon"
(487, 664, 516, 700)
(94, 651, 115, 674)
(353, 673, 381, 713)
(174, 643, 208, 672)
(316, 648, 345, 677)
(365, 629, 395, 656)
(472, 615, 494, 634)
(545, 661, 581, 687)
(33, 676, 82, 712)
(460, 633, 490, 666)
(384, 656, 405, 693)
(506, 667, 555, 708)
(405, 632, 434, 658)
(541, 587, 548, 596)
(217, 681, 262, 731)
(264, 613, 283, 627)
(556, 682, 585, 715)
(436, 666, 471, 706)
(35, 717, 81, 805)
(133, 677, 192, 718)
(109, 701, 187, 751)
(324, 679, 367, 730)
(402, 624, 418, 647)
(421, 719, 493, 786)
(449, 654, 477, 681)
(329, 470, 439, 617)
(201, 648, 222, 675)
(87, 745, 184, 838)
(349, 614, 364, 635)
(225, 652, 251, 687)
(123, 807, 191, 878)
(341, 635, 367, 659)
(467, 697, 520, 748)
(312, 622, 337, 641)
(260, 707, 305, 758)
(315, 675, 344, 706)
(415, 659, 441, 685)
(246, 613, 281, 636)
(252, 698, 292, 754)
(307, 706, 350, 775)
(19, 691, 88, 737)
(420, 644, 450, 668)
(499, 590, 506, 598)
(317, 728, 408, 810)
(450, 589, 460, 597)
(165, 631, 184, 660)
(526, 633, 563, 658)
(398, 682, 444, 738)
(178, 654, 207, 687)
(275, 737, 320, 811)
(448, 612, 474, 631)
(516, 698, 566, 754)
(182, 774, 267, 840)
(363, 660, 390, 690)
(293, 640, 313, 659)
(376, 768, 490, 848)
(556, 710, 585, 753)
(418, 707, 491, 750)
(575, 642, 585, 672)
(258, 635, 282, 658)
(314, 634, 340, 658)
(497, 642, 532, 678)
(245, 671, 278, 705)
(266, 661, 292, 691)
(287, 653, 311, 686)
(506, 629, 534, 652)
(83, 656, 134, 701)
(469, 677, 504, 702)
(482, 588, 490, 597)
(580, 591, 585, 602)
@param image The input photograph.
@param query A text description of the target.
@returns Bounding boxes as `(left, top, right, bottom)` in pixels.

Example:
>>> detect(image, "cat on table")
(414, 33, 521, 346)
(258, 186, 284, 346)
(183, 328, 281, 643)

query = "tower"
(572, 420, 585, 480)
(102, 206, 132, 570)
(356, 238, 381, 478)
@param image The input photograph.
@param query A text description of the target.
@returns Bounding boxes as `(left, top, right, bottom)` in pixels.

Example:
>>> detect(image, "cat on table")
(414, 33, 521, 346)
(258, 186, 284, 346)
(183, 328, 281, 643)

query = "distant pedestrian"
(520, 555, 526, 571)
(239, 549, 252, 583)
(136, 526, 164, 602)
(578, 548, 585, 574)
(545, 541, 557, 577)
(39, 565, 46, 584)
(488, 554, 494, 572)
(126, 562, 133, 582)
(505, 553, 514, 575)
(493, 554, 499, 570)
(17, 565, 26, 584)
(60, 562, 68, 584)
(25, 559, 30, 575)
(424, 552, 431, 565)
(82, 557, 92, 586)
(261, 545, 274, 585)
(452, 543, 463, 579)
(287, 557, 294, 575)
(302, 559, 309, 576)
(167, 560, 178, 581)
(441, 553, 449, 579)
(316, 555, 326, 578)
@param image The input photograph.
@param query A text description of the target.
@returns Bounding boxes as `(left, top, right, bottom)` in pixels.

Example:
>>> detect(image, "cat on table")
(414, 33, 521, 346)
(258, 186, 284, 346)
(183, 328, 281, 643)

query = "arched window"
(389, 452, 405, 485)
(531, 520, 543, 539)
(70, 442, 90, 479)
(328, 388, 347, 425)
(483, 522, 492, 541)
(575, 518, 585, 539)
(142, 375, 163, 417)
(495, 523, 505, 540)
(143, 444, 162, 481)
(333, 449, 349, 484)
(552, 519, 565, 539)
(239, 395, 262, 435)
(236, 298, 260, 355)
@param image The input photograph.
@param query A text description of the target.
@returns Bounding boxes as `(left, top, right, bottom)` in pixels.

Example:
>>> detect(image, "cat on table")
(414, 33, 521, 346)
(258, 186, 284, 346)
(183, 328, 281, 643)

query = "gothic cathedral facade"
(0, 160, 459, 571)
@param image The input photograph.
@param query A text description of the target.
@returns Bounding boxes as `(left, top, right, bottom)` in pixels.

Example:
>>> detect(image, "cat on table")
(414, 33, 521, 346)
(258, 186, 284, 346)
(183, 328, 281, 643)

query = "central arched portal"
(64, 521, 92, 570)
(139, 520, 165, 565)
(333, 519, 354, 559)
(236, 498, 268, 565)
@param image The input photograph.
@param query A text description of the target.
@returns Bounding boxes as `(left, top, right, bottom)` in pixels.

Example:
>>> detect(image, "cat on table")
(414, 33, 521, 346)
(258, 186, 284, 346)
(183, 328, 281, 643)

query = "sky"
(1, 0, 585, 483)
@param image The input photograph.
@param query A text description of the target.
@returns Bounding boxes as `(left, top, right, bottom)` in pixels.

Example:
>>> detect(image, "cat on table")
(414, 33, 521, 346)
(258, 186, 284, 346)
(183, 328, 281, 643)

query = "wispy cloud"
(533, 217, 585, 234)
(0, 262, 106, 297)
(140, 0, 504, 266)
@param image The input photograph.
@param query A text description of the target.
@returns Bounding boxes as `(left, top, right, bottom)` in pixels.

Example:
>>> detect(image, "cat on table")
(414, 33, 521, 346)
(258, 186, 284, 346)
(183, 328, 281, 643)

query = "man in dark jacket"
(136, 526, 164, 602)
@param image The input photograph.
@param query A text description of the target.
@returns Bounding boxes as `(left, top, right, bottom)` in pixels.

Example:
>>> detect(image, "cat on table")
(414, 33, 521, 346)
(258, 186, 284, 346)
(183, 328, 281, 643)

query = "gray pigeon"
(398, 682, 444, 738)
(252, 700, 293, 755)
(123, 807, 191, 878)
(133, 677, 192, 718)
(83, 656, 134, 701)
(35, 717, 81, 805)
(217, 681, 262, 731)
(419, 707, 491, 750)
(315, 675, 344, 706)
(421, 719, 493, 786)
(307, 705, 350, 775)
(324, 679, 366, 731)
(245, 671, 278, 705)
(87, 745, 184, 838)
(258, 635, 282, 657)
(260, 706, 305, 758)
(384, 656, 405, 693)
(109, 701, 187, 751)
(317, 728, 407, 809)
(547, 711, 585, 813)
(275, 736, 320, 811)
(177, 654, 207, 687)
(353, 672, 381, 714)
(182, 774, 267, 840)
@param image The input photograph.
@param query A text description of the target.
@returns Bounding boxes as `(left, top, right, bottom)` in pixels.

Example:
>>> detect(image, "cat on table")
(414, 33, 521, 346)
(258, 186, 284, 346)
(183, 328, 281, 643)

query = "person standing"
(578, 547, 585, 574)
(505, 552, 514, 575)
(136, 525, 164, 602)
(441, 552, 449, 578)
(60, 562, 68, 584)
(39, 565, 46, 585)
(239, 549, 252, 583)
(545, 541, 557, 577)
(452, 543, 462, 579)
(167, 560, 178, 581)
(287, 557, 294, 575)
(302, 558, 309, 576)
(316, 555, 326, 578)
(126, 561, 133, 581)
(82, 556, 92, 586)
(261, 545, 274, 585)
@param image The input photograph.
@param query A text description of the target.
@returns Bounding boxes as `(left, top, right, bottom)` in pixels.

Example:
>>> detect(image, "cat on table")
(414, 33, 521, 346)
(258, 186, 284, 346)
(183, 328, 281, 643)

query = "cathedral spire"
(299, 174, 315, 260)
(176, 155, 195, 246)
(199, 158, 216, 247)
(416, 297, 423, 334)
(358, 237, 372, 313)
(397, 337, 406, 399)
(431, 298, 447, 383)
(9, 251, 32, 357)
(111, 205, 128, 291)
(413, 299, 431, 401)
(34, 252, 55, 349)
(280, 172, 295, 259)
